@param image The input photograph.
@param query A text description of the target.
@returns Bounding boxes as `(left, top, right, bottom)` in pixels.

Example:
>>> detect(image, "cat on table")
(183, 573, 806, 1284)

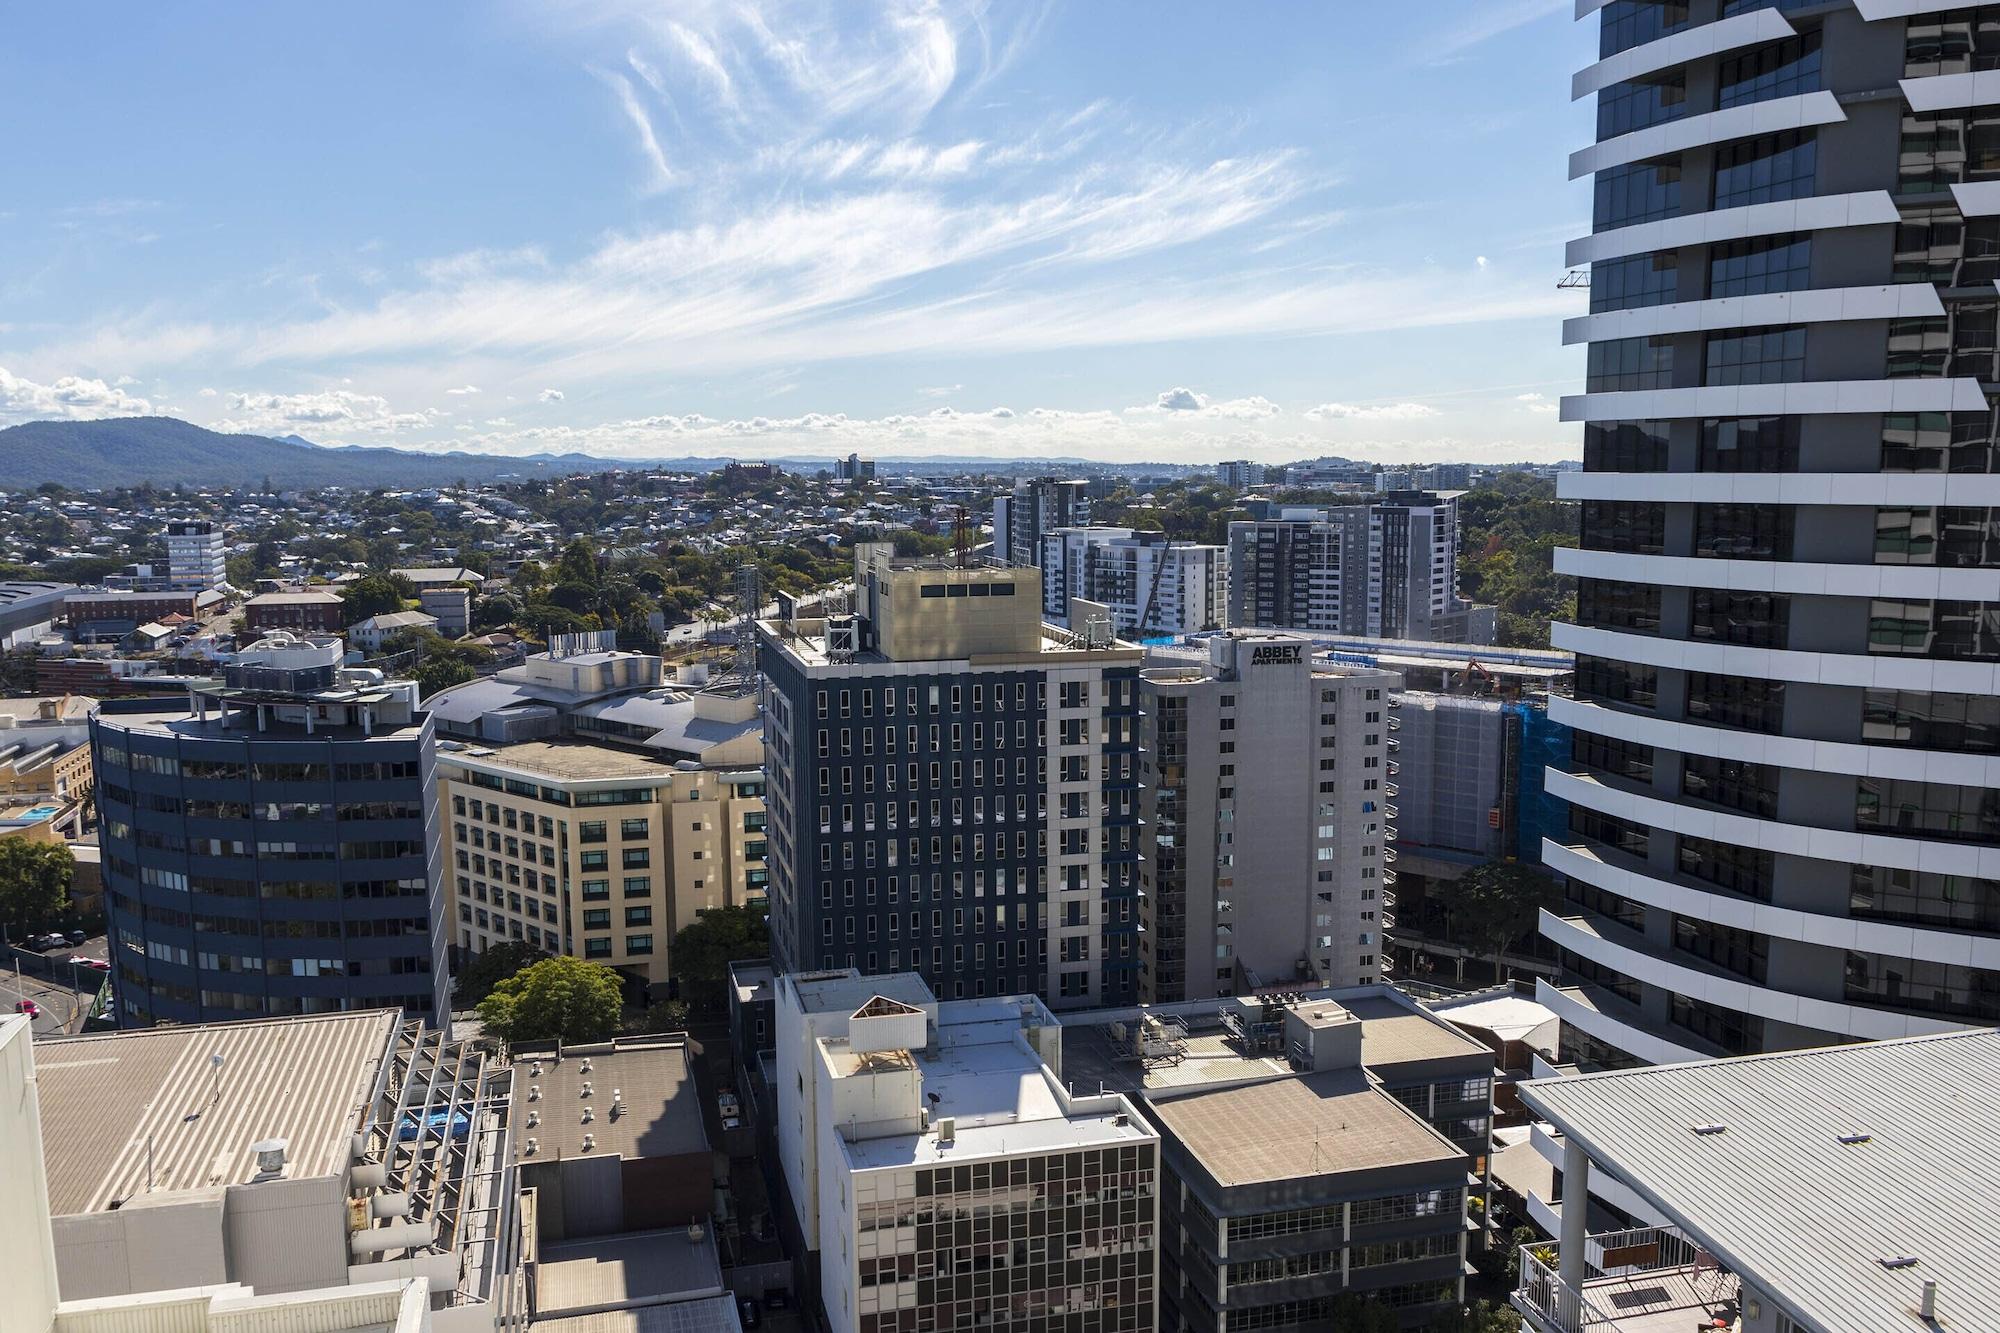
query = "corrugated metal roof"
(36, 1010, 397, 1214)
(1519, 1029, 2000, 1333)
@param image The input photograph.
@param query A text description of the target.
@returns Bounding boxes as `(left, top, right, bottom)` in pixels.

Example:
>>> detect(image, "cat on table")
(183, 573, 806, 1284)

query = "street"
(2, 938, 110, 1038)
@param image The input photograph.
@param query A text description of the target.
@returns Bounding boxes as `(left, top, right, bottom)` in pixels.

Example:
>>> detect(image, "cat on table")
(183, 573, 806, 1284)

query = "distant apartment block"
(1039, 527, 1228, 638)
(1215, 459, 1264, 489)
(164, 519, 227, 590)
(1139, 632, 1398, 999)
(992, 476, 1089, 567)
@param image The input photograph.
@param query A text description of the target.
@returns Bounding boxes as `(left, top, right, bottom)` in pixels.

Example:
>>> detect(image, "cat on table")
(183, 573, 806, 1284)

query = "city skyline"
(1, 1, 1596, 465)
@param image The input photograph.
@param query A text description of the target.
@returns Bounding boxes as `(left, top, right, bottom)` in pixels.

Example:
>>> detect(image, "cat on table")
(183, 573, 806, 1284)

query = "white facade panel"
(1560, 377, 1987, 422)
(1901, 68, 2000, 112)
(1558, 470, 2000, 506)
(1561, 282, 1942, 346)
(1566, 191, 1898, 268)
(1568, 90, 1843, 180)
(1555, 545, 2000, 600)
(1572, 9, 1795, 99)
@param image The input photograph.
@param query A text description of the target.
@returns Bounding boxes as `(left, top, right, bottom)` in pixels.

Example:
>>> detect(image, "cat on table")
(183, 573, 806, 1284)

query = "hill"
(0, 417, 636, 490)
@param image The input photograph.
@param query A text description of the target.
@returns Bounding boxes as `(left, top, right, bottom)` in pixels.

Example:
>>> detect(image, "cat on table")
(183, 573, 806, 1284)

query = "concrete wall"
(0, 1017, 59, 1333)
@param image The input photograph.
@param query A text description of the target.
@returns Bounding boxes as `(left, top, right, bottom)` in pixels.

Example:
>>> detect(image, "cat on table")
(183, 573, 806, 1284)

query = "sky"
(0, 1, 1599, 466)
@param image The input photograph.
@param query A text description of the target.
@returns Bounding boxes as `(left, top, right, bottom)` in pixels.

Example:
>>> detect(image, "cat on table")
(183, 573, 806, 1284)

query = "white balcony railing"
(1514, 1225, 1738, 1333)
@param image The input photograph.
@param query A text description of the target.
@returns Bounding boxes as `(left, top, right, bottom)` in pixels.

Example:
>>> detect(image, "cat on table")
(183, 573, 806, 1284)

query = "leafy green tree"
(451, 940, 548, 1007)
(477, 955, 624, 1044)
(668, 905, 770, 1015)
(0, 840, 73, 934)
(1447, 862, 1559, 977)
(555, 537, 600, 586)
(340, 573, 415, 625)
(413, 655, 475, 699)
(642, 997, 691, 1032)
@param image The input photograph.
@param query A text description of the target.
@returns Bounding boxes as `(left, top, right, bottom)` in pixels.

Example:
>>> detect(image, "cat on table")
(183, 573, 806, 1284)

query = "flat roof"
(1427, 991, 1558, 1045)
(447, 738, 681, 783)
(531, 1295, 741, 1333)
(511, 1035, 707, 1162)
(786, 969, 936, 1018)
(94, 700, 427, 743)
(1341, 994, 1492, 1069)
(1520, 1029, 2000, 1333)
(1147, 1068, 1465, 1186)
(36, 1010, 397, 1214)
(536, 1228, 725, 1319)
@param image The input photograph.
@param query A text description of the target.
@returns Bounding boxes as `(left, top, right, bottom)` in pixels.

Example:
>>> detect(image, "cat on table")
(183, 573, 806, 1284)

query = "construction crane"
(1136, 535, 1176, 637)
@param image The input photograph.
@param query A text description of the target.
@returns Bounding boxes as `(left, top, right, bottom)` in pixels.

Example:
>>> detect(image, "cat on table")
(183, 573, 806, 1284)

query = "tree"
(451, 940, 547, 1008)
(1447, 862, 1559, 978)
(0, 840, 73, 935)
(477, 955, 624, 1044)
(412, 655, 475, 699)
(642, 997, 691, 1032)
(340, 573, 414, 625)
(668, 905, 769, 1014)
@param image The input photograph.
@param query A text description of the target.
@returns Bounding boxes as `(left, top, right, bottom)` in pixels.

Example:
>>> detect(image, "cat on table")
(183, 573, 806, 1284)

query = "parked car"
(16, 935, 52, 953)
(64, 930, 87, 946)
(68, 956, 110, 972)
(738, 1298, 762, 1330)
(14, 999, 39, 1018)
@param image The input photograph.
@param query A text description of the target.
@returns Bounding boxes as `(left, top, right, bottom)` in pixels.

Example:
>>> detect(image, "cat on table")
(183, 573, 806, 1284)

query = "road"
(2, 937, 110, 1038)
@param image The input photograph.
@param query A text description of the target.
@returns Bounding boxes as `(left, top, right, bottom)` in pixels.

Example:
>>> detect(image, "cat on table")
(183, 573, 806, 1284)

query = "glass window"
(1708, 234, 1810, 298)
(1574, 732, 1655, 783)
(1695, 503, 1794, 559)
(1577, 579, 1661, 633)
(1584, 420, 1668, 471)
(1683, 754, 1778, 818)
(1700, 417, 1799, 472)
(1869, 598, 2000, 660)
(1591, 251, 1679, 313)
(1857, 776, 2000, 842)
(1898, 109, 2000, 196)
(1581, 501, 1666, 554)
(1671, 994, 1764, 1055)
(1598, 74, 1687, 140)
(1686, 672, 1786, 734)
(1718, 31, 1821, 108)
(1576, 655, 1657, 709)
(1876, 506, 2000, 566)
(1907, 10, 2000, 80)
(1588, 335, 1676, 391)
(1845, 951, 2000, 1021)
(1674, 915, 1769, 982)
(1594, 157, 1683, 231)
(1714, 130, 1816, 210)
(1883, 407, 2000, 473)
(1703, 326, 1805, 386)
(1678, 834, 1774, 900)
(1599, 1, 1689, 59)
(1691, 588, 1788, 648)
(1887, 302, 1998, 380)
(1570, 807, 1650, 859)
(1863, 687, 2000, 755)
(1894, 207, 2000, 286)
(1852, 864, 2000, 933)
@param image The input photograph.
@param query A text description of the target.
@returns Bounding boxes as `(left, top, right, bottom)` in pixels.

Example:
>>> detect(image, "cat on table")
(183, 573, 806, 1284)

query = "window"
(1577, 579, 1661, 633)
(1907, 7, 2000, 77)
(1845, 951, 2000, 1021)
(1690, 589, 1788, 648)
(620, 818, 649, 839)
(580, 850, 608, 871)
(584, 938, 612, 958)
(1576, 655, 1657, 709)
(1598, 72, 1687, 142)
(1678, 834, 1774, 900)
(1570, 807, 1649, 859)
(1718, 31, 1821, 108)
(1715, 130, 1816, 210)
(623, 875, 651, 897)
(1700, 416, 1799, 472)
(1703, 326, 1805, 386)
(1599, 1, 1688, 60)
(578, 821, 607, 843)
(1876, 507, 2000, 567)
(582, 908, 611, 930)
(1588, 335, 1676, 391)
(625, 905, 652, 926)
(1671, 994, 1764, 1055)
(1581, 501, 1666, 554)
(622, 848, 650, 869)
(1898, 109, 2000, 196)
(1857, 776, 2000, 843)
(1863, 687, 2000, 755)
(1694, 503, 1793, 559)
(1591, 250, 1679, 313)
(1869, 599, 2000, 660)
(1883, 408, 2000, 473)
(1584, 420, 1668, 471)
(1887, 302, 2000, 380)
(1852, 863, 2000, 933)
(626, 934, 655, 956)
(1683, 754, 1778, 819)
(1894, 207, 2000, 286)
(1573, 732, 1654, 783)
(1686, 672, 1786, 735)
(1593, 157, 1682, 231)
(1708, 233, 1811, 298)
(581, 878, 609, 900)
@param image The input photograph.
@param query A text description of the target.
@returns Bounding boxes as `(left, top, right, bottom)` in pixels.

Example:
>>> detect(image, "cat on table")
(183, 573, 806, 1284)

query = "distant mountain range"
(0, 415, 1213, 491)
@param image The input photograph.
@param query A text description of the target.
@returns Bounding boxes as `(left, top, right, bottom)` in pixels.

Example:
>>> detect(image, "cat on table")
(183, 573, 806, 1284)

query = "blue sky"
(0, 1, 1597, 464)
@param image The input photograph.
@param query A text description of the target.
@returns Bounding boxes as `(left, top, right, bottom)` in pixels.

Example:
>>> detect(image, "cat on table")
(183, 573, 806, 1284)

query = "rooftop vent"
(524, 1138, 538, 1156)
(526, 1111, 539, 1128)
(251, 1137, 288, 1179)
(581, 1081, 593, 1097)
(1837, 1132, 1873, 1145)
(530, 1060, 543, 1077)
(1690, 1123, 1726, 1136)
(580, 1058, 592, 1074)
(527, 1085, 541, 1102)
(582, 1107, 594, 1123)
(1881, 1256, 1921, 1270)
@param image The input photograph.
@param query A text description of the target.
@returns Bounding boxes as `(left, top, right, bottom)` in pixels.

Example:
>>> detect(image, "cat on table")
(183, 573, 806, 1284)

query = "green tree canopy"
(1447, 861, 1559, 973)
(451, 940, 548, 1008)
(340, 572, 415, 625)
(412, 656, 475, 699)
(0, 840, 74, 934)
(477, 955, 624, 1044)
(668, 904, 769, 1014)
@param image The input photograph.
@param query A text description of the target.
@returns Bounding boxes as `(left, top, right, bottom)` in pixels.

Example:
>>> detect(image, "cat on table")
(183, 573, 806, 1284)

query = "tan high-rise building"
(437, 740, 767, 989)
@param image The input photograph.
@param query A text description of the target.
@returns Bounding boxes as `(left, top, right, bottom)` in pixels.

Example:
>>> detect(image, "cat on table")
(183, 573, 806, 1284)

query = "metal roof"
(1519, 1029, 2000, 1333)
(36, 1010, 397, 1215)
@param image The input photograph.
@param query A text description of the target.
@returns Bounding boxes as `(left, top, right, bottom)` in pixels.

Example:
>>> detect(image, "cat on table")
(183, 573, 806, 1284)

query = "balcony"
(1515, 1226, 1738, 1333)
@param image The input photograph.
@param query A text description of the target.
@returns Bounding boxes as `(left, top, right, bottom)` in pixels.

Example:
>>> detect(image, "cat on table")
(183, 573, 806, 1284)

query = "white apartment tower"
(1038, 527, 1228, 638)
(1550, 0, 2000, 1065)
(165, 519, 227, 590)
(1139, 632, 1400, 1001)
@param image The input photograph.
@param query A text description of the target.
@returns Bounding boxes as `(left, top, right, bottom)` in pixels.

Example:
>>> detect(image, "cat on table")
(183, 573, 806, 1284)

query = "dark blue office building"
(759, 547, 1144, 1008)
(91, 633, 448, 1027)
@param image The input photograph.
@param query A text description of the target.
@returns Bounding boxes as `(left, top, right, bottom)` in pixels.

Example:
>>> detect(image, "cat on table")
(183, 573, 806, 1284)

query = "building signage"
(1248, 643, 1304, 667)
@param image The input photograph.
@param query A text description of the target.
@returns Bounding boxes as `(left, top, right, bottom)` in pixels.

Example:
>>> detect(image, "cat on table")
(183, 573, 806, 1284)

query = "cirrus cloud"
(1304, 401, 1439, 421)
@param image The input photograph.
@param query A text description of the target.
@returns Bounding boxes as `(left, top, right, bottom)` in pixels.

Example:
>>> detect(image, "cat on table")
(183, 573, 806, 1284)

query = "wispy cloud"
(1304, 401, 1440, 421)
(1428, 0, 1570, 62)
(590, 65, 674, 191)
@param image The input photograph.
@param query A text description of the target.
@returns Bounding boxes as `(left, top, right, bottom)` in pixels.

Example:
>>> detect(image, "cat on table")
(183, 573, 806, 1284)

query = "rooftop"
(244, 588, 344, 605)
(35, 1010, 397, 1215)
(93, 696, 427, 743)
(1147, 1068, 1465, 1186)
(1341, 993, 1493, 1069)
(444, 737, 683, 783)
(511, 1034, 707, 1163)
(535, 1227, 726, 1321)
(1520, 1029, 2000, 1333)
(786, 968, 936, 1019)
